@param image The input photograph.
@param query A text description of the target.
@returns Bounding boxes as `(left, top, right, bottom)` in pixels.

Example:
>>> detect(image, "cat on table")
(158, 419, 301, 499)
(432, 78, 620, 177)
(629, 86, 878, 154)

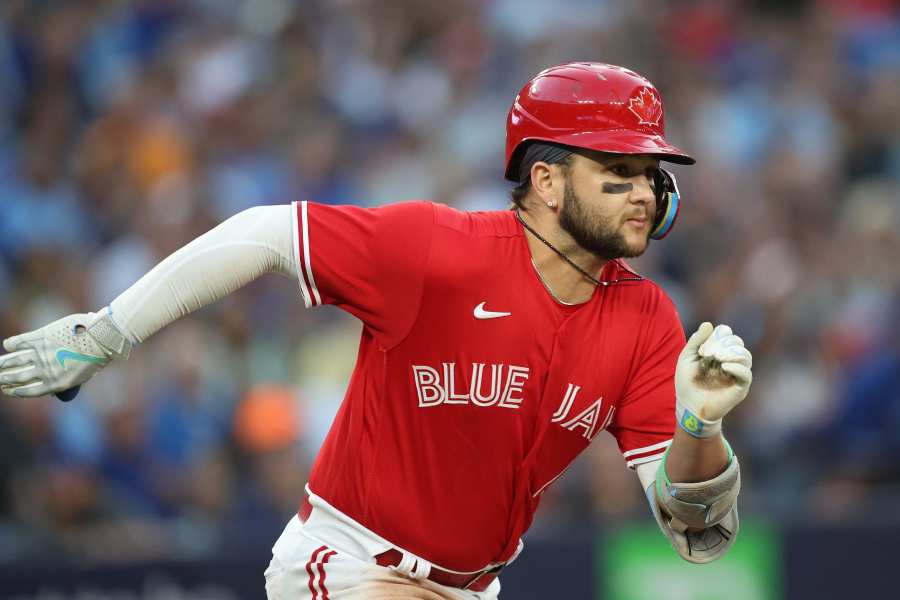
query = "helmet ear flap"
(650, 168, 681, 240)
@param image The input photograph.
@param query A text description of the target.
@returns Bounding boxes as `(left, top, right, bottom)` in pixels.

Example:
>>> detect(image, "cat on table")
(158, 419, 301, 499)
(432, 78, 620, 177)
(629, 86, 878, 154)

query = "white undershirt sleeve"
(109, 204, 297, 343)
(636, 458, 661, 495)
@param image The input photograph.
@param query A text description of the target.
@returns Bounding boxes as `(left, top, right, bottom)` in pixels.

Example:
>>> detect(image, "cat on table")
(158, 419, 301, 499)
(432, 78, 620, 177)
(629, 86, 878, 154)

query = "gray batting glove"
(0, 309, 131, 398)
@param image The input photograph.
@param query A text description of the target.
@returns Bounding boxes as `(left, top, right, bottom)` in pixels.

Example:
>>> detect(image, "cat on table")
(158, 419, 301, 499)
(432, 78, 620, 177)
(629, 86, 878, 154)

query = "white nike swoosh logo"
(474, 302, 511, 320)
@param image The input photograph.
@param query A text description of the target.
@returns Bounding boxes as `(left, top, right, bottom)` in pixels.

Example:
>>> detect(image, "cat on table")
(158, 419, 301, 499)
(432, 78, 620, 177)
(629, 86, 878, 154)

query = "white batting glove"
(0, 309, 131, 399)
(675, 322, 752, 438)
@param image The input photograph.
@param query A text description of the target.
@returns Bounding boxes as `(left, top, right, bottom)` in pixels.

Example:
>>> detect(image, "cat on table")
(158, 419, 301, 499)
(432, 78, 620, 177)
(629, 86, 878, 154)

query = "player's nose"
(630, 176, 655, 206)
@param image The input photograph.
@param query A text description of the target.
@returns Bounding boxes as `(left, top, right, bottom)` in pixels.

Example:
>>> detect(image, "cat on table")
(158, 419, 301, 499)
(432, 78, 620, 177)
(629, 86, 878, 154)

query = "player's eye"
(610, 164, 630, 177)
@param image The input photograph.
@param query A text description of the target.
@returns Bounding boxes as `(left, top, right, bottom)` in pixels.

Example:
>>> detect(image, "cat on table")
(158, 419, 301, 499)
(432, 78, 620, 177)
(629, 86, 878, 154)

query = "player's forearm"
(110, 204, 297, 343)
(663, 427, 729, 483)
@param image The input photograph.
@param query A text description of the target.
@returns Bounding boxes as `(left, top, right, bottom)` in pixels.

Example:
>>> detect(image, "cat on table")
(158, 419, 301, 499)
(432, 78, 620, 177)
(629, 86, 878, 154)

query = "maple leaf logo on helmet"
(627, 87, 663, 126)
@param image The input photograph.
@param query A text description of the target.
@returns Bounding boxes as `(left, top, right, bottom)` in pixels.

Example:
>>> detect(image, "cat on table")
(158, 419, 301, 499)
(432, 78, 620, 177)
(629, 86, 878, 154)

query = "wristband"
(675, 398, 722, 438)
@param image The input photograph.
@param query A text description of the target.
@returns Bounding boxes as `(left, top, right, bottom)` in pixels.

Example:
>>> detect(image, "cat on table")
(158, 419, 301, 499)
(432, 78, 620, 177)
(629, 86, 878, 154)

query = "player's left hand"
(674, 322, 752, 438)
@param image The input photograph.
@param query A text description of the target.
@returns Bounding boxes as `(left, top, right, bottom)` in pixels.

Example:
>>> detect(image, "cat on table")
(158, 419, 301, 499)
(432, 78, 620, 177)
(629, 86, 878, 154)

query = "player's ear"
(530, 161, 560, 203)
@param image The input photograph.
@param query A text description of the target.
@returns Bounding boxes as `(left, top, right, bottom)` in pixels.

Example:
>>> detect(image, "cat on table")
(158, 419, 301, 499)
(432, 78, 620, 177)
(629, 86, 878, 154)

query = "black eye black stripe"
(602, 182, 633, 194)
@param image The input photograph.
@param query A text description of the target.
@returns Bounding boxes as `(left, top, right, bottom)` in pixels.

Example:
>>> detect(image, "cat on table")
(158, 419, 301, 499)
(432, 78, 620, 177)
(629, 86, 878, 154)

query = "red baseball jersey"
(291, 200, 683, 572)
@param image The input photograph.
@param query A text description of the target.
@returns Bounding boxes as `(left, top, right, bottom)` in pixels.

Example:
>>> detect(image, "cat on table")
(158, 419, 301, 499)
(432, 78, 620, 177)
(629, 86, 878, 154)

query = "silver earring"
(547, 200, 556, 208)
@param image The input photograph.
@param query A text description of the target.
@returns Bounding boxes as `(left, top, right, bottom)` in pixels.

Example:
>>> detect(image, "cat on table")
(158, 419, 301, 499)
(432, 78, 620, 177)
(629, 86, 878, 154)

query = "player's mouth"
(624, 214, 648, 228)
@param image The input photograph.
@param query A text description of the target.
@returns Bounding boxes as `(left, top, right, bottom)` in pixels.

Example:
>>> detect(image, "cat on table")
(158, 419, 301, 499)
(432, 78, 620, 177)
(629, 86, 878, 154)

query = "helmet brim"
(506, 130, 695, 181)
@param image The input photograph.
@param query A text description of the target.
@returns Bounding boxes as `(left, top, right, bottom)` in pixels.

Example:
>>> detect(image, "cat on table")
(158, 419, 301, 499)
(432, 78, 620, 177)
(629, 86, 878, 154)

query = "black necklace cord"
(513, 209, 644, 286)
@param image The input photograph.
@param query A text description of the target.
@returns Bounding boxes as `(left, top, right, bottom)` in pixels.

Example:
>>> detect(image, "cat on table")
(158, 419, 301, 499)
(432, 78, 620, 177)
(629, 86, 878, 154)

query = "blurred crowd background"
(0, 0, 899, 568)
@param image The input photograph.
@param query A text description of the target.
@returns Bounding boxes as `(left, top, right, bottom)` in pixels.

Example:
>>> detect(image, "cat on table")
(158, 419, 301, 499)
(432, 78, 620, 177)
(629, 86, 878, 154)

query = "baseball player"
(0, 63, 751, 599)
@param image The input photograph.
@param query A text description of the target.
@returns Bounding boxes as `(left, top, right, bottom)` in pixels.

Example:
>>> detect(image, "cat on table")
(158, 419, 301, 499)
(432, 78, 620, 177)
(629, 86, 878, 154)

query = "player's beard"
(558, 177, 650, 260)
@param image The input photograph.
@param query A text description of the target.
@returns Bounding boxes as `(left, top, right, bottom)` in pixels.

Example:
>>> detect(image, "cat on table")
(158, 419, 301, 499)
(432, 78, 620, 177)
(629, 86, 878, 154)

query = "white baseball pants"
(264, 490, 501, 600)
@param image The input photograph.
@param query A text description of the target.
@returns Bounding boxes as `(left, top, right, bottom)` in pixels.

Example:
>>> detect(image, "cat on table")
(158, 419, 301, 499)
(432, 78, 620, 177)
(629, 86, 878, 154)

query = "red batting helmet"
(504, 62, 695, 182)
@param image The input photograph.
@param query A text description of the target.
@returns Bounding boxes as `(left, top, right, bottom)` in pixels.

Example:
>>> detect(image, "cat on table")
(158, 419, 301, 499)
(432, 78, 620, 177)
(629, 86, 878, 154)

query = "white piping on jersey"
(623, 438, 673, 458)
(624, 440, 672, 469)
(626, 451, 669, 469)
(300, 201, 323, 306)
(292, 201, 322, 307)
(292, 201, 313, 308)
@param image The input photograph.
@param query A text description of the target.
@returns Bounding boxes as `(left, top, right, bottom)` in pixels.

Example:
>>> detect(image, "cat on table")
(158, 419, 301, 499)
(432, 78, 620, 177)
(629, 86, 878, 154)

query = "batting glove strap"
(675, 396, 722, 439)
(87, 309, 132, 359)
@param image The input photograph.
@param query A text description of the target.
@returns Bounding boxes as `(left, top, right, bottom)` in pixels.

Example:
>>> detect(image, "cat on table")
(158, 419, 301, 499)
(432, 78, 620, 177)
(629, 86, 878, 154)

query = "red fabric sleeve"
(292, 200, 434, 349)
(608, 288, 685, 469)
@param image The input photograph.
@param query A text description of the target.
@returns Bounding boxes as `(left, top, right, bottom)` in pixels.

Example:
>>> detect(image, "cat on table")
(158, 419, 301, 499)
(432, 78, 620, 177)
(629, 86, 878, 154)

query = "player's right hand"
(0, 310, 131, 399)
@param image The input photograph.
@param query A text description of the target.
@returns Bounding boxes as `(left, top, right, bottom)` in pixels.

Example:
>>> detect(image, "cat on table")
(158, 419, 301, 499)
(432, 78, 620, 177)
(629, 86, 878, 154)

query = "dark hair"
(509, 147, 573, 210)
(509, 179, 532, 209)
